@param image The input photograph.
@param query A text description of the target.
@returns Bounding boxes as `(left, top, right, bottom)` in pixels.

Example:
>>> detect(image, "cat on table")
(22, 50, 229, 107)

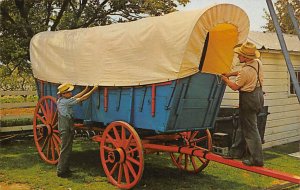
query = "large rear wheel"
(33, 96, 60, 165)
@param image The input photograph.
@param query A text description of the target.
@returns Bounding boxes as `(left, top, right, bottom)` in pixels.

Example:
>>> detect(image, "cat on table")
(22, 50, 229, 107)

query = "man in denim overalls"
(221, 41, 264, 167)
(57, 83, 97, 177)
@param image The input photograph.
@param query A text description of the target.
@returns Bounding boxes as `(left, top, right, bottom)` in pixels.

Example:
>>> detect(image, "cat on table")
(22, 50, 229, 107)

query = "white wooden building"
(221, 31, 300, 148)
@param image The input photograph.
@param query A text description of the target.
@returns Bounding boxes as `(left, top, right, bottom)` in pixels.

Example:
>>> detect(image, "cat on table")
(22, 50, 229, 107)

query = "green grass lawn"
(0, 138, 299, 190)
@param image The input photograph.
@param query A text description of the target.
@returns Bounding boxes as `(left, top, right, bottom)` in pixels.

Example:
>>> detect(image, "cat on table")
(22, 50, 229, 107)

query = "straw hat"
(57, 83, 74, 94)
(234, 41, 260, 59)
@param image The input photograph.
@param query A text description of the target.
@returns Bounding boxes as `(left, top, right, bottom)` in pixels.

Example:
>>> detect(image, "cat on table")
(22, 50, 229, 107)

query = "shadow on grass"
(264, 141, 299, 155)
(135, 157, 255, 190)
(263, 141, 300, 161)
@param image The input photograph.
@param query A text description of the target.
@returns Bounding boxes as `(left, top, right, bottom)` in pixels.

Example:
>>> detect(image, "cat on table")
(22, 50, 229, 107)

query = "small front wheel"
(170, 129, 212, 173)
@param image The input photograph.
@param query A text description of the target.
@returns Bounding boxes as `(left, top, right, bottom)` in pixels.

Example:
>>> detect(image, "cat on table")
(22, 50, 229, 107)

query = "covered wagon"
(29, 3, 300, 189)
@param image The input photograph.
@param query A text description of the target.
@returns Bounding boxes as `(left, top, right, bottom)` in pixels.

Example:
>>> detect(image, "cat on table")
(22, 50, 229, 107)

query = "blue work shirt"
(57, 97, 79, 118)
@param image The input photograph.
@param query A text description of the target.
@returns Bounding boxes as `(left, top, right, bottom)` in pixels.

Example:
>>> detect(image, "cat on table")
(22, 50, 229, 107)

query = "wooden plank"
(224, 92, 288, 100)
(0, 114, 33, 120)
(0, 91, 37, 96)
(267, 110, 300, 120)
(262, 65, 288, 72)
(265, 98, 299, 106)
(0, 102, 37, 109)
(223, 91, 289, 100)
(265, 123, 300, 135)
(266, 117, 300, 128)
(263, 78, 288, 86)
(264, 92, 288, 100)
(263, 85, 288, 93)
(262, 53, 300, 63)
(0, 125, 33, 133)
(268, 104, 300, 113)
(264, 71, 288, 79)
(264, 129, 300, 142)
(263, 136, 300, 149)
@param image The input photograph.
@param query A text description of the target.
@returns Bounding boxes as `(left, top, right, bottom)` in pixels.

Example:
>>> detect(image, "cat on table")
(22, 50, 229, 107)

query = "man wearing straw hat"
(221, 41, 264, 167)
(56, 83, 98, 178)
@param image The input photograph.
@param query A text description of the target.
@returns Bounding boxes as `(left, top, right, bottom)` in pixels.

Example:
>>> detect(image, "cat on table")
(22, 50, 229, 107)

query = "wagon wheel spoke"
(50, 138, 55, 161)
(53, 129, 59, 133)
(103, 145, 114, 152)
(46, 138, 51, 159)
(197, 156, 206, 164)
(125, 160, 137, 179)
(192, 136, 207, 143)
(113, 126, 121, 144)
(121, 126, 126, 147)
(33, 96, 60, 165)
(117, 163, 124, 184)
(53, 133, 61, 144)
(52, 136, 60, 155)
(184, 154, 189, 170)
(123, 163, 131, 184)
(127, 147, 138, 154)
(127, 156, 141, 166)
(52, 122, 58, 129)
(106, 133, 119, 148)
(190, 131, 199, 140)
(44, 99, 51, 121)
(51, 110, 58, 126)
(109, 163, 119, 175)
(39, 103, 49, 123)
(41, 136, 49, 152)
(100, 121, 144, 189)
(176, 153, 183, 164)
(37, 135, 44, 142)
(170, 130, 212, 174)
(36, 114, 47, 126)
(124, 134, 133, 150)
(191, 156, 197, 170)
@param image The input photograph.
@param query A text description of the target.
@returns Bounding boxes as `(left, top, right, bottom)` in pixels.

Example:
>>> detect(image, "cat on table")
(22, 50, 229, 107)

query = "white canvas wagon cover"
(30, 3, 249, 86)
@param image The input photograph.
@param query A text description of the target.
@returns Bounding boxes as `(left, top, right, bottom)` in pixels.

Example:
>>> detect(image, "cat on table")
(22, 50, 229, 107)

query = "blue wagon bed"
(29, 3, 300, 189)
(37, 72, 225, 134)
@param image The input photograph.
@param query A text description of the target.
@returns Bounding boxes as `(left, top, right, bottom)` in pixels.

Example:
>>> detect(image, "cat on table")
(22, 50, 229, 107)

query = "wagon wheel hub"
(108, 148, 125, 163)
(46, 124, 53, 135)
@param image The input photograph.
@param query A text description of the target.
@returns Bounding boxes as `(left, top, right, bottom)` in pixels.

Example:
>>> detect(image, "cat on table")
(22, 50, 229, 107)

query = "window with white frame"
(290, 69, 300, 95)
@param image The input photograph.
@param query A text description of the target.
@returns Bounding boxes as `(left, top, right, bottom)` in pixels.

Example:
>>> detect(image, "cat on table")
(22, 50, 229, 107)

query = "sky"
(177, 0, 269, 31)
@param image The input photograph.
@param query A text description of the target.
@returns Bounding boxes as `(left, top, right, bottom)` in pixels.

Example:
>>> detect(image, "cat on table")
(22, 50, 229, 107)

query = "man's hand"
(221, 75, 229, 83)
(222, 73, 231, 78)
(91, 86, 98, 92)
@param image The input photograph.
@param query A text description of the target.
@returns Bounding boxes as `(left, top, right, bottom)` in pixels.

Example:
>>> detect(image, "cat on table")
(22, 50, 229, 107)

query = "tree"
(0, 0, 189, 90)
(262, 0, 300, 34)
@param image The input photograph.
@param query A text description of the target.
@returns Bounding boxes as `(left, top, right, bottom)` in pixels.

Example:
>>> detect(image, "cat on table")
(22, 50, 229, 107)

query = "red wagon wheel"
(170, 129, 212, 173)
(100, 121, 144, 189)
(33, 96, 60, 165)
